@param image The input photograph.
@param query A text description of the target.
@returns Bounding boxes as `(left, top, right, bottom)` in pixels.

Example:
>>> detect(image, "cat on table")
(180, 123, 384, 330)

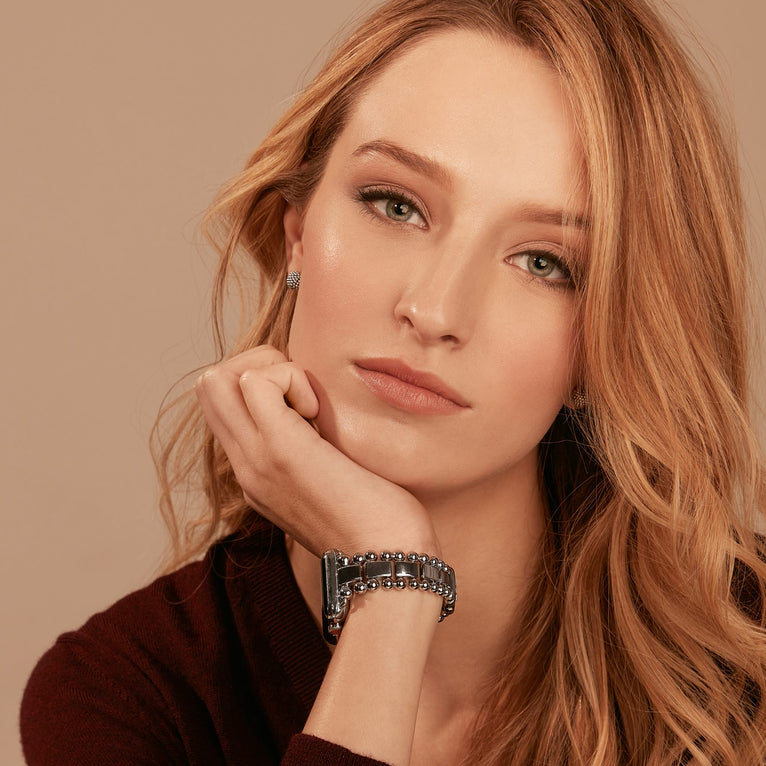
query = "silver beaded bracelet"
(320, 549, 457, 644)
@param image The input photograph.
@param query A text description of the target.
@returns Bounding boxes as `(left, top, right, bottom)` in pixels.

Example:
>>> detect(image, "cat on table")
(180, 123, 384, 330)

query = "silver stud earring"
(286, 271, 301, 290)
(570, 388, 588, 409)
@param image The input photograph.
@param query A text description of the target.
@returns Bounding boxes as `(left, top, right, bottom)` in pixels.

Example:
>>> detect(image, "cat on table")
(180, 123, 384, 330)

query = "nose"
(393, 236, 486, 347)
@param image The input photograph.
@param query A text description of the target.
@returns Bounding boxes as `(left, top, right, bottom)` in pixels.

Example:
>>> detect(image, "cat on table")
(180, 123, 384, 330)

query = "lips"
(354, 358, 470, 414)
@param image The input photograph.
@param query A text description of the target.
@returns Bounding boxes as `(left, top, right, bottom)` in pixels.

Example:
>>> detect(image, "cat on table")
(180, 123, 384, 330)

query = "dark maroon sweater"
(20, 516, 390, 765)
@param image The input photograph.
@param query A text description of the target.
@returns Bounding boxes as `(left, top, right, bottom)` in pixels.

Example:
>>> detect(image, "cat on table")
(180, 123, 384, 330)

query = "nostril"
(395, 300, 464, 346)
(393, 270, 475, 346)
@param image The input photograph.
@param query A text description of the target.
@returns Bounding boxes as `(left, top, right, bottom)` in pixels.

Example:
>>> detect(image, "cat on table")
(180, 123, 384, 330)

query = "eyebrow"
(351, 138, 589, 230)
(351, 139, 453, 188)
(513, 203, 590, 231)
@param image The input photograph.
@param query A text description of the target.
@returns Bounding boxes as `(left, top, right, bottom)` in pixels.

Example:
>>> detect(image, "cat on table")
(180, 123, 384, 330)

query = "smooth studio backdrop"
(2, 2, 764, 764)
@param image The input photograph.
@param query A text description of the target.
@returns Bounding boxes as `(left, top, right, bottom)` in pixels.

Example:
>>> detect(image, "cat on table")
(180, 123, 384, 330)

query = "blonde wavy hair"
(152, 0, 766, 762)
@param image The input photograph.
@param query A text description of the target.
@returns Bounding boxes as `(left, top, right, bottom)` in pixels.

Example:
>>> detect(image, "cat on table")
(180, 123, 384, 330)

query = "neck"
(416, 454, 545, 708)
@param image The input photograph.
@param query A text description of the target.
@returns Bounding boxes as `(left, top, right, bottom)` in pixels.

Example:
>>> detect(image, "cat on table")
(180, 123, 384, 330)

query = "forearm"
(303, 587, 441, 766)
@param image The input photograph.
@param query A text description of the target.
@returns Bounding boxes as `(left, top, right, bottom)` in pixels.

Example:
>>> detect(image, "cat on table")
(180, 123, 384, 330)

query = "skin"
(196, 30, 586, 766)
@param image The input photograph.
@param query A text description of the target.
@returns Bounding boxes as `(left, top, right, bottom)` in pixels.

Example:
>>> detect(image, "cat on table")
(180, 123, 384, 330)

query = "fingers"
(195, 362, 257, 446)
(193, 346, 317, 509)
(216, 344, 287, 374)
(194, 344, 319, 461)
(195, 346, 319, 426)
(230, 346, 320, 419)
(239, 362, 319, 426)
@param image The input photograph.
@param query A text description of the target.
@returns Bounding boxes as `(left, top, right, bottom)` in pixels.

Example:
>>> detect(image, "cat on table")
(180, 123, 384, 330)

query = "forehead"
(332, 29, 583, 210)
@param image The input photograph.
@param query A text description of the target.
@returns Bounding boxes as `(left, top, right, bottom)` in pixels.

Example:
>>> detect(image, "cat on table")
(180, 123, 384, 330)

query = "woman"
(21, 0, 766, 764)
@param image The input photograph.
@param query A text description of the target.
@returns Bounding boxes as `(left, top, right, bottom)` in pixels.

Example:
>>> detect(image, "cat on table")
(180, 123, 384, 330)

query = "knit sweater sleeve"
(22, 635, 391, 766)
(21, 635, 188, 766)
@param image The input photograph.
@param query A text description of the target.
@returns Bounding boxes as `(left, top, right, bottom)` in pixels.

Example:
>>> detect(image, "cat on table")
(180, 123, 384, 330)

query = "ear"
(283, 204, 304, 272)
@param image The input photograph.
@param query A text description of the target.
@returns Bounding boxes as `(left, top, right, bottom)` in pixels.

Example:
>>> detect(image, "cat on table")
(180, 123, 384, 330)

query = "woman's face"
(286, 30, 587, 501)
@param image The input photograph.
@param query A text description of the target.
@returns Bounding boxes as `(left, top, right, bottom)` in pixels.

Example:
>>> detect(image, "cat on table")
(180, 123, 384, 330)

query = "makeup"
(354, 358, 470, 415)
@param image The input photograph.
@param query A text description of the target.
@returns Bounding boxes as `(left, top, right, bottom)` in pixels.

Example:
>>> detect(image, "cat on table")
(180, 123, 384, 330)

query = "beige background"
(2, 1, 764, 763)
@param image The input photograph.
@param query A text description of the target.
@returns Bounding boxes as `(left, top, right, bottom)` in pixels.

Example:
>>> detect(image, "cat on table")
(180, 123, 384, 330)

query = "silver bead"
(419, 581, 430, 591)
(418, 554, 429, 564)
(394, 552, 405, 561)
(353, 581, 367, 593)
(408, 579, 419, 589)
(365, 551, 377, 561)
(381, 551, 392, 561)
(395, 578, 406, 590)
(382, 578, 394, 589)
(366, 579, 379, 591)
(352, 553, 365, 564)
(430, 582, 439, 592)
(339, 585, 352, 598)
(340, 556, 351, 566)
(407, 552, 418, 562)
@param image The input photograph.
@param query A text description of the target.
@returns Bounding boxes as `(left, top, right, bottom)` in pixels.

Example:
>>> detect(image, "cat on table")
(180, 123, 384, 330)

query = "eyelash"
(507, 249, 575, 292)
(356, 186, 427, 228)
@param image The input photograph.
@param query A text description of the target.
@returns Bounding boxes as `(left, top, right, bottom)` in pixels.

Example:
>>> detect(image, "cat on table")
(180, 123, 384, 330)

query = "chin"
(315, 411, 435, 486)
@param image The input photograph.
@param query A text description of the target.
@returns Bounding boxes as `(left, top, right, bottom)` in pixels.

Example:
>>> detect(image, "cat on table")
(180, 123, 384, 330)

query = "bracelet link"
(364, 560, 394, 579)
(393, 560, 419, 579)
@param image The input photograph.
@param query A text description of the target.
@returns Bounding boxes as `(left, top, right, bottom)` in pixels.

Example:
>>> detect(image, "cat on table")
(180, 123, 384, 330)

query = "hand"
(194, 346, 439, 558)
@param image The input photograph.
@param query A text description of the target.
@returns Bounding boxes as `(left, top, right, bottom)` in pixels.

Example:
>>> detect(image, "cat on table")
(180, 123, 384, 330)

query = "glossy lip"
(354, 357, 471, 414)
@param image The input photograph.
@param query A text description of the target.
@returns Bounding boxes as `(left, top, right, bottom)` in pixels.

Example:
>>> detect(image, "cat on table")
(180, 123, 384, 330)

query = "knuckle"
(238, 369, 261, 390)
(194, 367, 218, 395)
(258, 345, 288, 366)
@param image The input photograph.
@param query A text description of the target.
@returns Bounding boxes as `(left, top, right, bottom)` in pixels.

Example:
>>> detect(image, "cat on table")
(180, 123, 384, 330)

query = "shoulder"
(20, 520, 323, 765)
(30, 529, 251, 694)
(21, 546, 234, 764)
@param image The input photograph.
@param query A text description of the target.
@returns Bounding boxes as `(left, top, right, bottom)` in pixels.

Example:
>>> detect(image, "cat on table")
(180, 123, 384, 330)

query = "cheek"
(483, 301, 576, 430)
(513, 331, 574, 393)
(287, 218, 375, 362)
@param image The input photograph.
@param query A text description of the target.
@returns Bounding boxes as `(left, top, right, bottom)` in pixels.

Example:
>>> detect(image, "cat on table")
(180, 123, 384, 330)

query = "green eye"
(527, 253, 556, 277)
(385, 199, 415, 221)
(357, 185, 427, 228)
(505, 249, 573, 288)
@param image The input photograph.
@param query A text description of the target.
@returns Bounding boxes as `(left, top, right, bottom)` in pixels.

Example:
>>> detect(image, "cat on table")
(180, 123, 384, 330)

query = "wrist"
(344, 494, 440, 558)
